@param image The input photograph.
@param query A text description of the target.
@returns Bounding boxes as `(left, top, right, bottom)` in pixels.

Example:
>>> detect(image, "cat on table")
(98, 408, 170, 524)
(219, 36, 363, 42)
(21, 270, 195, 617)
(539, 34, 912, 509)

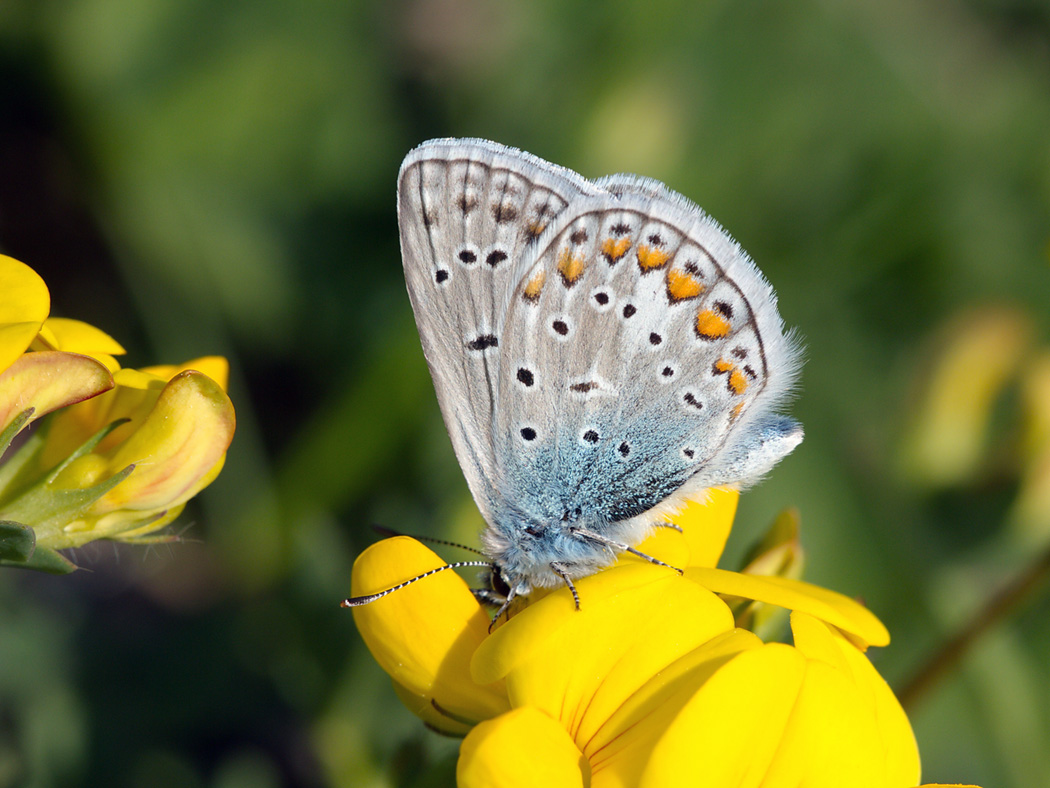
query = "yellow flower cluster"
(0, 255, 235, 572)
(351, 490, 979, 787)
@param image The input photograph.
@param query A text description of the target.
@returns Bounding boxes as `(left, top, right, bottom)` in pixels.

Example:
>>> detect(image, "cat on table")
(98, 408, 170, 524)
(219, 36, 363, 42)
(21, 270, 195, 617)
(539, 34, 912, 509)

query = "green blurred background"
(2, 0, 1049, 786)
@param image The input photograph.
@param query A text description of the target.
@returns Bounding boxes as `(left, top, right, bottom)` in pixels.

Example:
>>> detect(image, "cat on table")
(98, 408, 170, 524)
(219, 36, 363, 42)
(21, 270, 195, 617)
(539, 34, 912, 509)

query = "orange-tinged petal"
(143, 356, 230, 391)
(790, 612, 920, 785)
(350, 537, 509, 725)
(588, 628, 763, 788)
(458, 707, 589, 788)
(0, 351, 113, 433)
(686, 566, 890, 647)
(474, 564, 736, 748)
(640, 643, 807, 788)
(85, 371, 234, 511)
(0, 255, 50, 372)
(35, 368, 165, 467)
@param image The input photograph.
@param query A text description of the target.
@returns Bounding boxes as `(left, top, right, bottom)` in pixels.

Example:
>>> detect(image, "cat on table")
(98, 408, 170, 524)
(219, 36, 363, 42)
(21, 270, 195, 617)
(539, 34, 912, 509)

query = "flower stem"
(897, 539, 1050, 710)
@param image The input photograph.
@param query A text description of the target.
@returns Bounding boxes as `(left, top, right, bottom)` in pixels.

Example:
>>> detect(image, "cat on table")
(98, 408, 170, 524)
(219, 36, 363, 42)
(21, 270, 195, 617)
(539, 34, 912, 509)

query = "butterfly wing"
(397, 139, 603, 524)
(493, 178, 802, 535)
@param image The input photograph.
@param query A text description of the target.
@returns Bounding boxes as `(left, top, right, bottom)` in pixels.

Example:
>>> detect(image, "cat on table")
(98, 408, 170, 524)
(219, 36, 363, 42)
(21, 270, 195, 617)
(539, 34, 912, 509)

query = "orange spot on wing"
(696, 310, 731, 339)
(557, 248, 586, 286)
(729, 369, 748, 395)
(713, 357, 749, 396)
(601, 237, 631, 263)
(666, 268, 704, 302)
(523, 270, 547, 302)
(636, 244, 671, 272)
(525, 221, 547, 240)
(731, 401, 745, 420)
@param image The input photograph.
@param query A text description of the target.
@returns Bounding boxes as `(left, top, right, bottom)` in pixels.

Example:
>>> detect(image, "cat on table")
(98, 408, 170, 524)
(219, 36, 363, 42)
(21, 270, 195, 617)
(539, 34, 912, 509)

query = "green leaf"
(0, 407, 34, 455)
(5, 464, 135, 550)
(0, 519, 35, 562)
(1, 544, 79, 574)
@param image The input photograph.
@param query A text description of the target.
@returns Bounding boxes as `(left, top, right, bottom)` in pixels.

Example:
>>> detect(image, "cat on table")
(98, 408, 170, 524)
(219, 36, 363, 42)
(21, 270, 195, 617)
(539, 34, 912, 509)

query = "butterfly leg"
(549, 562, 581, 610)
(472, 588, 507, 606)
(569, 527, 683, 575)
(489, 588, 518, 632)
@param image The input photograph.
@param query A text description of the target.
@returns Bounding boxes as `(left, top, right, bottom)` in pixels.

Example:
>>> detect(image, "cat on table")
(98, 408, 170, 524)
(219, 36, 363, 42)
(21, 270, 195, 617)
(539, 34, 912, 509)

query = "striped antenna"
(370, 525, 488, 557)
(341, 560, 494, 607)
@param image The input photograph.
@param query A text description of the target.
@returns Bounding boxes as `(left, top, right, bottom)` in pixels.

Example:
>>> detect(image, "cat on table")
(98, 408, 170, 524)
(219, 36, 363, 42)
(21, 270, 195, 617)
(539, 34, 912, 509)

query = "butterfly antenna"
(341, 560, 493, 607)
(370, 524, 488, 557)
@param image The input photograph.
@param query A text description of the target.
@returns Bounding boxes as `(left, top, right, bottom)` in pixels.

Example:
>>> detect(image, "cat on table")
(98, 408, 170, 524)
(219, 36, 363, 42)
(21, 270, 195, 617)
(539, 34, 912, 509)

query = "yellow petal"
(588, 628, 763, 788)
(0, 255, 50, 372)
(685, 566, 890, 647)
(760, 650, 886, 787)
(390, 680, 472, 737)
(640, 642, 807, 788)
(458, 707, 589, 788)
(670, 487, 739, 568)
(790, 612, 920, 786)
(474, 564, 735, 748)
(33, 318, 126, 373)
(349, 537, 509, 725)
(0, 351, 113, 433)
(112, 368, 166, 391)
(641, 623, 941, 787)
(90, 371, 235, 511)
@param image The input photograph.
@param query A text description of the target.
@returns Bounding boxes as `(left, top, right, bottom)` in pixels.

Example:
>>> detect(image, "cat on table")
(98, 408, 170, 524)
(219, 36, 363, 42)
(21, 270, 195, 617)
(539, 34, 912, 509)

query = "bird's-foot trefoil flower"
(350, 489, 980, 788)
(0, 255, 235, 573)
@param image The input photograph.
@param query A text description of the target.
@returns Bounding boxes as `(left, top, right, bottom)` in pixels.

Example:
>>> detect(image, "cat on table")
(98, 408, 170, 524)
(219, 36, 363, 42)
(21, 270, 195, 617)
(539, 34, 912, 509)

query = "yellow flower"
(351, 493, 978, 787)
(1, 257, 116, 435)
(0, 255, 50, 372)
(0, 255, 235, 571)
(13, 358, 235, 549)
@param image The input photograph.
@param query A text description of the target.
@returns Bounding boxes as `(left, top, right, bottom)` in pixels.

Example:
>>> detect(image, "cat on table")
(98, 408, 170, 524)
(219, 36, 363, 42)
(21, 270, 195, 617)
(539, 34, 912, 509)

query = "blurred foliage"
(1, 0, 1049, 786)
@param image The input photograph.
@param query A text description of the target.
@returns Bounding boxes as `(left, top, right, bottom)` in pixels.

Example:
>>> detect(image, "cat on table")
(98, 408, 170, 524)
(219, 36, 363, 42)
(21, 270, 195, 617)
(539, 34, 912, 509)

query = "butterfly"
(349, 138, 802, 617)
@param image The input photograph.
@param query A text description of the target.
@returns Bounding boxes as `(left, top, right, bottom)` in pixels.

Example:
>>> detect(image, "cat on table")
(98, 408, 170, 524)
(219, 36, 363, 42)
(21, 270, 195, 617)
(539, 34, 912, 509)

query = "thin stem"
(897, 538, 1050, 711)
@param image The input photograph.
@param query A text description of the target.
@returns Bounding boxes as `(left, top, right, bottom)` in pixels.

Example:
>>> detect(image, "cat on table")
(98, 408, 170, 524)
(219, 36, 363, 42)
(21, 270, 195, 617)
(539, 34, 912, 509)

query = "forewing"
(397, 139, 601, 522)
(494, 181, 802, 525)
